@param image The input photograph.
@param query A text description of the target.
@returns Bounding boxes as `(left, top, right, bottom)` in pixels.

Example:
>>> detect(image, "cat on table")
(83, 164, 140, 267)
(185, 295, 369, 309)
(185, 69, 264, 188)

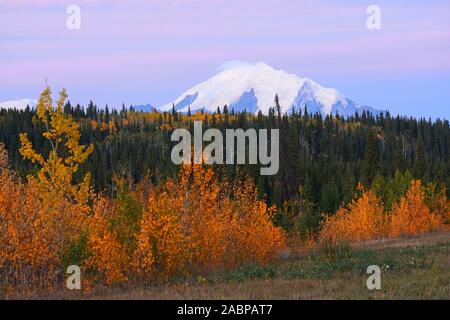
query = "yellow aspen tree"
(0, 87, 96, 293)
(19, 87, 93, 203)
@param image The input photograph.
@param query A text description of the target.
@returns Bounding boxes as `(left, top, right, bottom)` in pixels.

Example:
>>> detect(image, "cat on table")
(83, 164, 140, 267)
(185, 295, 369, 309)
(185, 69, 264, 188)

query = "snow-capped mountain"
(0, 98, 37, 110)
(160, 62, 381, 116)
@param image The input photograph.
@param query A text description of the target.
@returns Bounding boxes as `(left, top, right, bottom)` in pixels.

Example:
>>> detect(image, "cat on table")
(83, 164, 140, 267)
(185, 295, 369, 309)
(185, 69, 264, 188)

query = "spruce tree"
(363, 129, 380, 185)
(414, 135, 427, 180)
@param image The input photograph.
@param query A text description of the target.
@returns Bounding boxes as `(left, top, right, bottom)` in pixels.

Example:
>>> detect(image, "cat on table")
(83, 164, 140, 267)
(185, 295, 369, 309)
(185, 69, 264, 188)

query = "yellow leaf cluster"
(19, 87, 93, 201)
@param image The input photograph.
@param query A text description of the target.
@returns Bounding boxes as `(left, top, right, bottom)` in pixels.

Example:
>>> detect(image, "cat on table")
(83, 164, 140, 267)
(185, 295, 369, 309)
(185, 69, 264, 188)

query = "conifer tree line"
(1, 101, 450, 233)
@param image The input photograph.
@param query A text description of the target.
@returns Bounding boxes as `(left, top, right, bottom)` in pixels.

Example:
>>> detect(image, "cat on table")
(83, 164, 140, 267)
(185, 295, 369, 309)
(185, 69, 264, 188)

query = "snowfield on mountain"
(160, 61, 381, 116)
(0, 98, 37, 110)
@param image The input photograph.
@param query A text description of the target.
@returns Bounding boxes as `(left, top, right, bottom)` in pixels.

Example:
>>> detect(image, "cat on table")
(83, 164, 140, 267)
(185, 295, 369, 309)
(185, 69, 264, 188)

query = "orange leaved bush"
(389, 180, 444, 237)
(133, 164, 286, 279)
(318, 187, 385, 245)
(318, 180, 448, 245)
(84, 195, 129, 285)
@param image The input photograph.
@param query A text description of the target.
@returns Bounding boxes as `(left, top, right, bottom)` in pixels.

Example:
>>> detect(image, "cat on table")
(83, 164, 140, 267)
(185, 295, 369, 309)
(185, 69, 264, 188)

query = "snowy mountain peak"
(160, 61, 381, 116)
(0, 99, 38, 110)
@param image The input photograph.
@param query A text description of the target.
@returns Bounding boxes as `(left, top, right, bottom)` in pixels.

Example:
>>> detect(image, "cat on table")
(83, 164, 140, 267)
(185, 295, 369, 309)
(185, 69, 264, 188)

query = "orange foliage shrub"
(133, 190, 188, 278)
(0, 168, 88, 290)
(133, 164, 286, 279)
(318, 180, 448, 246)
(389, 180, 445, 237)
(85, 195, 128, 285)
(318, 188, 385, 245)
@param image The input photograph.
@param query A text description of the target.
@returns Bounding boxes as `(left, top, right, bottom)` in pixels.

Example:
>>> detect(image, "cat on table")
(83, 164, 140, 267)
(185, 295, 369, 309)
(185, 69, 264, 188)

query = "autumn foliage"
(0, 88, 285, 294)
(318, 186, 385, 244)
(389, 180, 446, 237)
(0, 88, 94, 293)
(318, 181, 449, 245)
(133, 165, 286, 279)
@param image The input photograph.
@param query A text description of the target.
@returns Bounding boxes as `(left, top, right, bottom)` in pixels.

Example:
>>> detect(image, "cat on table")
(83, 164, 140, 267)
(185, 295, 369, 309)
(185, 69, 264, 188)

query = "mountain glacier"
(160, 62, 381, 116)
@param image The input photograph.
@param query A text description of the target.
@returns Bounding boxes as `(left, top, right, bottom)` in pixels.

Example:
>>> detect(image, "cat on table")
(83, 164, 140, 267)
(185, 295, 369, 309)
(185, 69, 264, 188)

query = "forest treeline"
(1, 96, 450, 235)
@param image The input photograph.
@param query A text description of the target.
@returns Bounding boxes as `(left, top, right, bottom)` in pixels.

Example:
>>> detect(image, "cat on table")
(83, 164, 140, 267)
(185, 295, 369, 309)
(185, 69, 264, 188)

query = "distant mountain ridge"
(132, 104, 156, 112)
(0, 99, 37, 110)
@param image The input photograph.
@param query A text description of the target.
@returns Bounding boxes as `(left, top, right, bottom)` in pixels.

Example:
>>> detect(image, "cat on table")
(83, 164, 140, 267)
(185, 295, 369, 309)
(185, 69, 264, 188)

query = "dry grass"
(87, 232, 450, 300)
(350, 231, 450, 251)
(4, 232, 449, 300)
(90, 269, 449, 300)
